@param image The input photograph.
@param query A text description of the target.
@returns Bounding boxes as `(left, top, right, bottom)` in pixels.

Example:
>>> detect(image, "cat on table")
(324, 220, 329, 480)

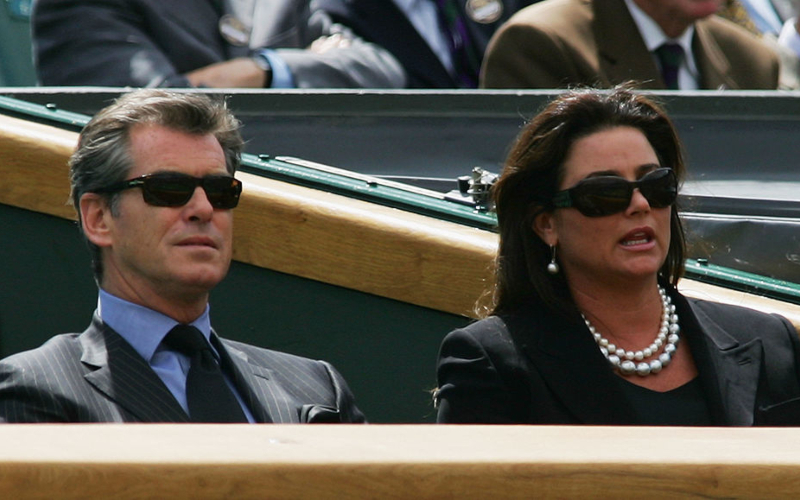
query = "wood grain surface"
(2, 424, 800, 499)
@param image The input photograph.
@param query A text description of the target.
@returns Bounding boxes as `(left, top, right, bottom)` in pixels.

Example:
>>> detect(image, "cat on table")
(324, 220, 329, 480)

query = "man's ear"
(532, 210, 558, 247)
(79, 193, 114, 248)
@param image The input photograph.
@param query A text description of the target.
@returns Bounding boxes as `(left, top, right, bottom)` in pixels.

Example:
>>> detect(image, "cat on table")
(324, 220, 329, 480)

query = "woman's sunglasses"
(94, 172, 242, 209)
(551, 168, 677, 217)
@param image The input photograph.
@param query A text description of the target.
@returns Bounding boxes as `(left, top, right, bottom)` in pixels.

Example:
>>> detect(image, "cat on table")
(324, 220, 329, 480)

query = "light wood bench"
(2, 424, 800, 499)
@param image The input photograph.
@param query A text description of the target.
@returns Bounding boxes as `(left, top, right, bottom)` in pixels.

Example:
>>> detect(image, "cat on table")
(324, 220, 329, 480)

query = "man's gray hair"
(68, 89, 244, 282)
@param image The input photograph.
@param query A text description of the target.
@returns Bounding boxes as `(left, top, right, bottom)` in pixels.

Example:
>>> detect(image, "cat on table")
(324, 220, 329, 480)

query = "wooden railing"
(2, 424, 800, 499)
(1, 112, 799, 328)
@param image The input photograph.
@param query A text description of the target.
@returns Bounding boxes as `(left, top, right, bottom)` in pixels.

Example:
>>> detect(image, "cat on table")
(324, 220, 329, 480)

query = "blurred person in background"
(481, 0, 779, 89)
(32, 0, 405, 88)
(318, 0, 540, 88)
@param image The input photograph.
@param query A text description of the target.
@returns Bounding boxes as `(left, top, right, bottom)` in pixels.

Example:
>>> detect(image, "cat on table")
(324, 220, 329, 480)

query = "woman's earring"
(547, 245, 560, 275)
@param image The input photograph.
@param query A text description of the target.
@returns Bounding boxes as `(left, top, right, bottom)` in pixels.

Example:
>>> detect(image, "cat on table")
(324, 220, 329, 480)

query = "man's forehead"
(127, 124, 226, 174)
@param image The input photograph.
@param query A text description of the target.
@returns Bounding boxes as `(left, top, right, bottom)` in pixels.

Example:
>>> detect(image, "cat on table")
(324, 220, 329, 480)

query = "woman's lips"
(620, 227, 654, 247)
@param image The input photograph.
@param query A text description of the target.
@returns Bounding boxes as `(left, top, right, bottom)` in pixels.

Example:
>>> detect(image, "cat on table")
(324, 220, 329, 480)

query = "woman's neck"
(570, 277, 664, 347)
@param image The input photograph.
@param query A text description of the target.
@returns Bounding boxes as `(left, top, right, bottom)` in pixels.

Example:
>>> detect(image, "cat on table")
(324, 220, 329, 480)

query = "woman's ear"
(532, 210, 558, 247)
(79, 193, 114, 248)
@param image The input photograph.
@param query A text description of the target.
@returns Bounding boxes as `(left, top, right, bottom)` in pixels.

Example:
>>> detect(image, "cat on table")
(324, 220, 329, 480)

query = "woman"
(435, 86, 800, 425)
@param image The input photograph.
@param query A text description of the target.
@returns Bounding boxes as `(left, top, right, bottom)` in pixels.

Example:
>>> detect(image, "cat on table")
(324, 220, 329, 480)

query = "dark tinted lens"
(202, 176, 242, 209)
(565, 168, 676, 217)
(141, 175, 196, 206)
(638, 169, 677, 208)
(571, 177, 633, 216)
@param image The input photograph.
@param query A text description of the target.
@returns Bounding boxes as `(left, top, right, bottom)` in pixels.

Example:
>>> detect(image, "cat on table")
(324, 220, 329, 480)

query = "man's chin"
(175, 268, 227, 292)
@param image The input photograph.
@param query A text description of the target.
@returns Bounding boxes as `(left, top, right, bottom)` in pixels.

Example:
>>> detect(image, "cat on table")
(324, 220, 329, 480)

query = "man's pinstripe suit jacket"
(0, 315, 365, 423)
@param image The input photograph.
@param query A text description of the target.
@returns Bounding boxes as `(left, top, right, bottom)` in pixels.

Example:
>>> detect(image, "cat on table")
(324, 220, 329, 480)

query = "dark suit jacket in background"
(436, 287, 800, 425)
(0, 315, 365, 423)
(481, 0, 780, 89)
(318, 0, 538, 88)
(32, 0, 403, 87)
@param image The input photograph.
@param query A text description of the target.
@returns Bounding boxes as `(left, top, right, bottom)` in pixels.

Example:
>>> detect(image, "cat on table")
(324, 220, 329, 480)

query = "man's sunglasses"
(551, 167, 677, 217)
(94, 172, 242, 209)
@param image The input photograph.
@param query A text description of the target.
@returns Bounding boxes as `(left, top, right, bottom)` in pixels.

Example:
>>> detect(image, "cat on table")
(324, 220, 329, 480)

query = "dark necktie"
(655, 43, 684, 90)
(433, 0, 480, 88)
(163, 324, 248, 423)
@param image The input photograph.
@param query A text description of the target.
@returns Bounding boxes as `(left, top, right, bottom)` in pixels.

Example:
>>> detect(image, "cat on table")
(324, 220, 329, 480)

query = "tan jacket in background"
(481, 0, 780, 90)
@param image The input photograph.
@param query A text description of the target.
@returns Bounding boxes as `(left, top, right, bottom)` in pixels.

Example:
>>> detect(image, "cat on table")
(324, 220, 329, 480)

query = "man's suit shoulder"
(502, 0, 592, 33)
(221, 338, 339, 386)
(222, 338, 327, 367)
(0, 333, 92, 422)
(702, 15, 779, 57)
(0, 333, 83, 371)
(702, 14, 775, 45)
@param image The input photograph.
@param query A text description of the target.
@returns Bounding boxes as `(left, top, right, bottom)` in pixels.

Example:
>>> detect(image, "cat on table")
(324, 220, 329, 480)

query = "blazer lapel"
(214, 336, 283, 423)
(594, 0, 663, 89)
(80, 316, 189, 422)
(692, 19, 736, 90)
(679, 297, 763, 425)
(509, 308, 639, 424)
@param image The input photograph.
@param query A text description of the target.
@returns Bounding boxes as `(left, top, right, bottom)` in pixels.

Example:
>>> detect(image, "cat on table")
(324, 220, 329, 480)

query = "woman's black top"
(617, 376, 713, 426)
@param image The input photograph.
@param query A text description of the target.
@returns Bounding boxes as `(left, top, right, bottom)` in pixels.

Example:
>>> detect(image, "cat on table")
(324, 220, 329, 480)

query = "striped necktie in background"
(434, 0, 481, 88)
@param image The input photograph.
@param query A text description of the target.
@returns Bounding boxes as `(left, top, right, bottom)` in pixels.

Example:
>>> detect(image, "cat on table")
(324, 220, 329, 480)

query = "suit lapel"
(692, 19, 736, 90)
(214, 336, 287, 423)
(508, 308, 639, 424)
(679, 296, 762, 425)
(80, 317, 189, 422)
(594, 0, 663, 89)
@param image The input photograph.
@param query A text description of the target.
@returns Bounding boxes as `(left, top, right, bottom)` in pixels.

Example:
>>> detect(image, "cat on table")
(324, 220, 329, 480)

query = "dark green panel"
(0, 203, 470, 422)
(0, 205, 97, 354)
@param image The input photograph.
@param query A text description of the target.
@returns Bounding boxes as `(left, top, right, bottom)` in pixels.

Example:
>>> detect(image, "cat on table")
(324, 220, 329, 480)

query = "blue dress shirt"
(97, 289, 255, 422)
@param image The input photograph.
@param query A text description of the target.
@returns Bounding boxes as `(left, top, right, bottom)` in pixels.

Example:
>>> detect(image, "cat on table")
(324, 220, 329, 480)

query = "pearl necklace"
(582, 286, 680, 377)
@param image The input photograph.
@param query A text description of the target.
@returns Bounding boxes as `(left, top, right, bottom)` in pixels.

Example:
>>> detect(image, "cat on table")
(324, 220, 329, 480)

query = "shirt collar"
(624, 0, 698, 76)
(98, 289, 212, 363)
(625, 0, 695, 51)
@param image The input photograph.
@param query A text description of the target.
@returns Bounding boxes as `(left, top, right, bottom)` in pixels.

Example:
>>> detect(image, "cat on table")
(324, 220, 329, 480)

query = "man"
(481, 0, 780, 90)
(0, 90, 365, 423)
(32, 0, 405, 88)
(317, 0, 539, 88)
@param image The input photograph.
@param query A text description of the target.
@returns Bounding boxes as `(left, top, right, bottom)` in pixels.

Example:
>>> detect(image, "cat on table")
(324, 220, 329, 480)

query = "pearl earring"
(547, 245, 559, 275)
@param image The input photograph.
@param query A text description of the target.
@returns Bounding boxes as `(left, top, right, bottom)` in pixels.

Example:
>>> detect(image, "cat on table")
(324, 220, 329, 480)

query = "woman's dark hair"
(489, 85, 686, 317)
